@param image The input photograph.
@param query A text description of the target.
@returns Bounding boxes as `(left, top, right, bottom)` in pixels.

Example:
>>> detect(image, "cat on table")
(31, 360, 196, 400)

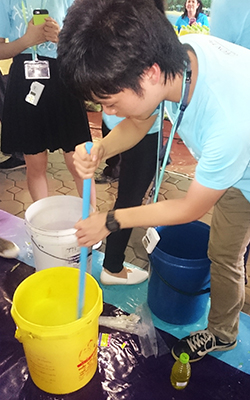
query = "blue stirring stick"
(78, 141, 93, 319)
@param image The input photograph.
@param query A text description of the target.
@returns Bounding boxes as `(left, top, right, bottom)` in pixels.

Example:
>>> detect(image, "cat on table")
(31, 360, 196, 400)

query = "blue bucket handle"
(150, 263, 210, 296)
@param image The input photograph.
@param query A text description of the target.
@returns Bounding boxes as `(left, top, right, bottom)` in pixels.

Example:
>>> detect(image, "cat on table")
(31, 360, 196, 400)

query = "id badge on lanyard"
(24, 60, 50, 79)
(22, 0, 50, 80)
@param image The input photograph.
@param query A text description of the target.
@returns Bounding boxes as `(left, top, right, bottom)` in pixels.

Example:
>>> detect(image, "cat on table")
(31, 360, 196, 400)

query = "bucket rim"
(156, 220, 210, 232)
(25, 195, 82, 236)
(11, 268, 103, 338)
(25, 220, 77, 236)
(152, 221, 210, 262)
(150, 248, 210, 263)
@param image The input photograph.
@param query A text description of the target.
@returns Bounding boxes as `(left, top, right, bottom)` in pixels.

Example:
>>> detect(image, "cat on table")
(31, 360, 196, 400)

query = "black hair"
(58, 0, 189, 101)
(182, 0, 204, 19)
(153, 0, 165, 14)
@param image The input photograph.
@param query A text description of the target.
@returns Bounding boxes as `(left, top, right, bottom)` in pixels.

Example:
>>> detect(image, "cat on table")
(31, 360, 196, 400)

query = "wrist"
(21, 33, 35, 50)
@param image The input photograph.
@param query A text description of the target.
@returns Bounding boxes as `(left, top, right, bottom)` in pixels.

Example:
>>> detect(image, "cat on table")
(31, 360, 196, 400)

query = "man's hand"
(73, 141, 105, 179)
(75, 212, 109, 247)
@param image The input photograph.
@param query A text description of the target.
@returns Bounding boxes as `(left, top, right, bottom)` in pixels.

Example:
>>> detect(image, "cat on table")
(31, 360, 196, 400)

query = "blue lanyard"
(154, 63, 192, 202)
(22, 0, 47, 11)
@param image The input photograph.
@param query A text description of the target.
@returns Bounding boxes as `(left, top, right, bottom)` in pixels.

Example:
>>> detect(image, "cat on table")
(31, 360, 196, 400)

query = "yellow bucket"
(11, 267, 103, 394)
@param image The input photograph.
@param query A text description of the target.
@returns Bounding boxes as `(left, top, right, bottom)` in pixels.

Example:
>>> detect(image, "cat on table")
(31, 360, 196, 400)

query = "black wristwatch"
(105, 210, 121, 232)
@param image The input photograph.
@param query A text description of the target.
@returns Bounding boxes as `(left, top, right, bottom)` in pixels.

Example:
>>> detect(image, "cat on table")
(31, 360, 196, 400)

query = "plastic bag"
(99, 303, 169, 358)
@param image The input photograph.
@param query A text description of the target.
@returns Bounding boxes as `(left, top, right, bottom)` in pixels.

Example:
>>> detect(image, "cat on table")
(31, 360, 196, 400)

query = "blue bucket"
(148, 221, 210, 325)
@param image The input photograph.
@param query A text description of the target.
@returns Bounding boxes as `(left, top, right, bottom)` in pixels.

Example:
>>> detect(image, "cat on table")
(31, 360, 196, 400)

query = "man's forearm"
(101, 114, 157, 160)
(114, 180, 226, 230)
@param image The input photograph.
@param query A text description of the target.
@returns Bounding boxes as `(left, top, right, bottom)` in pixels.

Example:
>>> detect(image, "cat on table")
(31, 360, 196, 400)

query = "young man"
(57, 0, 250, 362)
(210, 0, 250, 285)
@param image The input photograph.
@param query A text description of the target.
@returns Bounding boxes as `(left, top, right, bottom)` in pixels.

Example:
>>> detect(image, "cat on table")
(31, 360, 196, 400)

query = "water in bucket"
(11, 267, 103, 394)
(25, 196, 92, 271)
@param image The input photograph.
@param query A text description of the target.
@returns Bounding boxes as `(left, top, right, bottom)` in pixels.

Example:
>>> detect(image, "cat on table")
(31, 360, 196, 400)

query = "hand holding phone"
(33, 9, 49, 25)
(43, 17, 60, 43)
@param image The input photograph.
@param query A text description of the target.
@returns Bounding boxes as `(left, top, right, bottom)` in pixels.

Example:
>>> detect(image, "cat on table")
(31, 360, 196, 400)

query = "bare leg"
(63, 151, 83, 197)
(24, 151, 48, 201)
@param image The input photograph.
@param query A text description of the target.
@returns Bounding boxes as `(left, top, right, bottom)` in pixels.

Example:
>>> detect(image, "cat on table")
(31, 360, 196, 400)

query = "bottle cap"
(180, 352, 190, 364)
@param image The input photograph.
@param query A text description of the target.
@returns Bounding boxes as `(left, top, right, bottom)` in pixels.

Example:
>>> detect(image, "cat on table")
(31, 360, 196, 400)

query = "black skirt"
(1, 54, 91, 154)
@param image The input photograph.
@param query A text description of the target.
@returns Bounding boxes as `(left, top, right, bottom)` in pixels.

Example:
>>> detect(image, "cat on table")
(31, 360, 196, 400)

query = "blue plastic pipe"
(77, 141, 93, 319)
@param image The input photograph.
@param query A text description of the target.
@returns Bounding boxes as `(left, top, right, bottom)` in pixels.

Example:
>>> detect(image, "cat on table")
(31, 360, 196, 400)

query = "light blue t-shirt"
(210, 0, 250, 50)
(0, 0, 73, 58)
(103, 103, 162, 134)
(165, 34, 250, 202)
(175, 13, 209, 32)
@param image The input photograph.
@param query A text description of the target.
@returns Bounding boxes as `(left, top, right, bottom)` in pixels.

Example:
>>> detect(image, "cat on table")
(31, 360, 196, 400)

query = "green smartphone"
(33, 9, 49, 25)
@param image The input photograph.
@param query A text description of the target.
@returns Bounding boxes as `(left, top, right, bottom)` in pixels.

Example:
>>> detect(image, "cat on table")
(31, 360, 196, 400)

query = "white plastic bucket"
(25, 196, 91, 271)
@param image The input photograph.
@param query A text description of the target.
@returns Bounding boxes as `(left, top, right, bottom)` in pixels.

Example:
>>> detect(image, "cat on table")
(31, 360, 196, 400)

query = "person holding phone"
(0, 1, 91, 201)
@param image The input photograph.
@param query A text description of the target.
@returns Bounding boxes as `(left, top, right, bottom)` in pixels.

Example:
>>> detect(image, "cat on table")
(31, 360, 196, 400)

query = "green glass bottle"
(170, 352, 191, 390)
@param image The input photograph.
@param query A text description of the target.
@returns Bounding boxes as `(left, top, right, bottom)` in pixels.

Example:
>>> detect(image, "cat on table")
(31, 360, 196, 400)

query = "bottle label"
(176, 381, 188, 387)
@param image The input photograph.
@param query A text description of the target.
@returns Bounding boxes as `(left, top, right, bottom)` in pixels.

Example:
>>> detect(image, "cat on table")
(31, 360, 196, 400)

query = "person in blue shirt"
(94, 0, 165, 285)
(58, 0, 250, 363)
(0, 1, 91, 200)
(210, 0, 250, 284)
(175, 0, 209, 33)
(96, 0, 165, 185)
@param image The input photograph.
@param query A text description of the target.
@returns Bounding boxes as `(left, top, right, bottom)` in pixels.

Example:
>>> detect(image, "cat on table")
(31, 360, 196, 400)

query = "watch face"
(106, 211, 120, 232)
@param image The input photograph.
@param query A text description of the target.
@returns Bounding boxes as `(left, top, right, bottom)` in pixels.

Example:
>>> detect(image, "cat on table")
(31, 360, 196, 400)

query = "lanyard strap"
(153, 63, 192, 203)
(154, 101, 164, 196)
(22, 0, 46, 11)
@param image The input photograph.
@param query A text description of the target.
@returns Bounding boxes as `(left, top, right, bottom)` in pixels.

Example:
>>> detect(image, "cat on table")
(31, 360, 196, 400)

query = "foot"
(171, 329, 237, 362)
(0, 156, 26, 170)
(0, 238, 20, 258)
(92, 240, 102, 250)
(95, 166, 120, 184)
(100, 266, 148, 285)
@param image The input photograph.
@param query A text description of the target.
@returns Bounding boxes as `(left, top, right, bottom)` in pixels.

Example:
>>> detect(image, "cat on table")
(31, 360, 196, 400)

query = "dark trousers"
(102, 121, 121, 170)
(0, 71, 7, 121)
(103, 130, 158, 273)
